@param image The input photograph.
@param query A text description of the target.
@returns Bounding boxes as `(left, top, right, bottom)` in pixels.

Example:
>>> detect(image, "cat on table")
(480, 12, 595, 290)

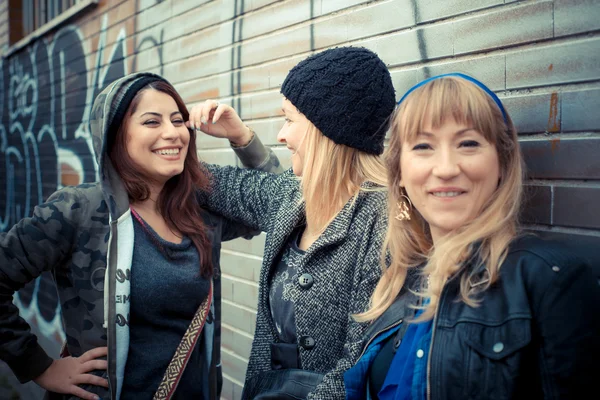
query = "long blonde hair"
(300, 123, 387, 234)
(356, 76, 524, 322)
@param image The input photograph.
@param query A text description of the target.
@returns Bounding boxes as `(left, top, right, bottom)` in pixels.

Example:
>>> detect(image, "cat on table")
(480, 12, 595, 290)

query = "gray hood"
(88, 72, 167, 219)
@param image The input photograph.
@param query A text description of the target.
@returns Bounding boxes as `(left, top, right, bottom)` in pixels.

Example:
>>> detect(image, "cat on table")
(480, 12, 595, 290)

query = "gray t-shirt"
(121, 214, 211, 399)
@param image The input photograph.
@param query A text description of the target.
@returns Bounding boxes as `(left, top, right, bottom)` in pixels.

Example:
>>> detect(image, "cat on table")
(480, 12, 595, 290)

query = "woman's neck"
(304, 189, 354, 237)
(131, 182, 163, 214)
(299, 190, 353, 251)
(130, 183, 184, 243)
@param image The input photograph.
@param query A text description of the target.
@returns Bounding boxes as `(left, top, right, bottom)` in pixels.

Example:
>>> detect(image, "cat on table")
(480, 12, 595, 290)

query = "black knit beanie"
(280, 46, 396, 155)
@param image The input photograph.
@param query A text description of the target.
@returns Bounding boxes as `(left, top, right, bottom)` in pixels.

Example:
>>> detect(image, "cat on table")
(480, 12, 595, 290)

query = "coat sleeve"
(0, 187, 87, 383)
(533, 254, 600, 398)
(200, 162, 294, 234)
(307, 213, 387, 400)
(232, 132, 284, 174)
(217, 132, 286, 240)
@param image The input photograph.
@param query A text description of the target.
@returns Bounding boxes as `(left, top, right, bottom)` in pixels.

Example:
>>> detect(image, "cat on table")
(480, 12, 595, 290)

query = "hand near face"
(187, 100, 252, 146)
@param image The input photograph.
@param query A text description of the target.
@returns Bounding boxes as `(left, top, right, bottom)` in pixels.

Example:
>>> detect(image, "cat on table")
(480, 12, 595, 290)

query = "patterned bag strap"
(153, 279, 213, 400)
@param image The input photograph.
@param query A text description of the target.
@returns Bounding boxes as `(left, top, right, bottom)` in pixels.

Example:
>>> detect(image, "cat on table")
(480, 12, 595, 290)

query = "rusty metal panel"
(554, 186, 600, 229)
(562, 89, 600, 132)
(415, 0, 503, 23)
(503, 92, 559, 134)
(522, 185, 552, 225)
(418, 55, 505, 91)
(555, 0, 600, 37)
(521, 137, 600, 180)
(506, 38, 600, 89)
(454, 1, 553, 55)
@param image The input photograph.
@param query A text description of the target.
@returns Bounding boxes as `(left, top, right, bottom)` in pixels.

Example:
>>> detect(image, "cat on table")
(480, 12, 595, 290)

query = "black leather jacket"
(359, 235, 600, 399)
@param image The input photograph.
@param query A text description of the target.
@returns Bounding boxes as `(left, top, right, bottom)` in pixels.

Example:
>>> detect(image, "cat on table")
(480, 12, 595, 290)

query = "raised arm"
(231, 132, 283, 174)
(187, 99, 284, 174)
(190, 100, 289, 232)
(201, 163, 293, 233)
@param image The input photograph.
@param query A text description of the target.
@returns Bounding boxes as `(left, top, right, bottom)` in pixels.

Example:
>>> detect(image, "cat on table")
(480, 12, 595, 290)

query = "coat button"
(416, 349, 424, 358)
(493, 342, 504, 353)
(299, 336, 316, 350)
(298, 273, 314, 289)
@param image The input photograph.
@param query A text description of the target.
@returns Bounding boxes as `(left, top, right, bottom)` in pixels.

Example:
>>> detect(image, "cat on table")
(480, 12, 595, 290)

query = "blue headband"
(396, 72, 508, 124)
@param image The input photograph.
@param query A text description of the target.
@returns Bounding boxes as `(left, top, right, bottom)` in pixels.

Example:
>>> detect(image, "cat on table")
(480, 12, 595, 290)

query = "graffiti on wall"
(0, 2, 165, 384)
(0, 14, 129, 350)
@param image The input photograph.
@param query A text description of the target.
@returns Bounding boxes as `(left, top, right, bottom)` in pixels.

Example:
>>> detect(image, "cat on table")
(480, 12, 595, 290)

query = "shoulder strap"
(153, 279, 213, 400)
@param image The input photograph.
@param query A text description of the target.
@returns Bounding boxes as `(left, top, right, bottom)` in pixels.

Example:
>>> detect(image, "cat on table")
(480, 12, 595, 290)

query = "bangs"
(396, 77, 502, 145)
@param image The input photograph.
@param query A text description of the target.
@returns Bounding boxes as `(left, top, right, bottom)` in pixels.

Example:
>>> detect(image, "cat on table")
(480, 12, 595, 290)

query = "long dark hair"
(109, 80, 213, 277)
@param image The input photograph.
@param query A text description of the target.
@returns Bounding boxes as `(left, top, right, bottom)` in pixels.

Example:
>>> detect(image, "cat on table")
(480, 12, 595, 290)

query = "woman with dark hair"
(0, 72, 281, 400)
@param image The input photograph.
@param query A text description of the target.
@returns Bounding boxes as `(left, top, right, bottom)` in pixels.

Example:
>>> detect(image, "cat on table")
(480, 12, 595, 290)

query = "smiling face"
(124, 89, 190, 185)
(400, 117, 500, 242)
(277, 98, 311, 176)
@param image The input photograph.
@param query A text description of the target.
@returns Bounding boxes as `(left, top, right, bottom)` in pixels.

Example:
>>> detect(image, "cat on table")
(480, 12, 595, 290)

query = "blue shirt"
(379, 315, 433, 400)
(344, 306, 433, 400)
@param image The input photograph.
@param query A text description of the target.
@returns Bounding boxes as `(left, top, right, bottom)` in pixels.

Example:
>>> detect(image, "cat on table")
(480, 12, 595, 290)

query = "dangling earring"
(395, 194, 412, 221)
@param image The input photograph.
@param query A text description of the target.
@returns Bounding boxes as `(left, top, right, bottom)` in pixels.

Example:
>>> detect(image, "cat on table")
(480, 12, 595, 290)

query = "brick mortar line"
(221, 372, 245, 387)
(519, 133, 600, 141)
(197, 145, 289, 152)
(222, 298, 258, 313)
(501, 82, 600, 97)
(197, 148, 236, 153)
(221, 347, 250, 363)
(409, 0, 548, 27)
(221, 248, 264, 260)
(199, 144, 288, 149)
(222, 274, 260, 287)
(525, 181, 600, 188)
(385, 32, 600, 73)
(222, 322, 255, 339)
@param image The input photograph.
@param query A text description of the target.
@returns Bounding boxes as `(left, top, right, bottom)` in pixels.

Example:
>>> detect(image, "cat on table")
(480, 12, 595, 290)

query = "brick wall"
(0, 0, 7, 51)
(0, 0, 599, 399)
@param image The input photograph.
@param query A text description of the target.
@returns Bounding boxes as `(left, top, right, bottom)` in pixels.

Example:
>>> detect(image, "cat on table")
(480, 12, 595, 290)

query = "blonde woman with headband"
(188, 46, 396, 399)
(344, 73, 600, 400)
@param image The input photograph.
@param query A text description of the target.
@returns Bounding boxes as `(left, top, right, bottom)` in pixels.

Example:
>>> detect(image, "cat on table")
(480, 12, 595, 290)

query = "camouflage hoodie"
(0, 72, 281, 399)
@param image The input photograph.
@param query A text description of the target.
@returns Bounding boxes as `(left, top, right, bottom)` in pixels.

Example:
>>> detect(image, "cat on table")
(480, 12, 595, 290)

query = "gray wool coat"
(202, 165, 388, 400)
